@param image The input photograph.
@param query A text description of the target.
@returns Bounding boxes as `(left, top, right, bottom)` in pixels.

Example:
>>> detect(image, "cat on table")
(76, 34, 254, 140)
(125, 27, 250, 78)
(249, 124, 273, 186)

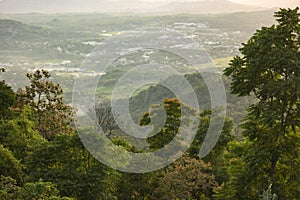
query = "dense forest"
(0, 8, 299, 200)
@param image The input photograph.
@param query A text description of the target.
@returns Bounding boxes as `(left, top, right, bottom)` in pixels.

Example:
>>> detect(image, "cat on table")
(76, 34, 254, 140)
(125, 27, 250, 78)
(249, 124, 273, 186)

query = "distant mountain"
(0, 19, 48, 49)
(162, 0, 264, 14)
(229, 0, 299, 9)
(0, 0, 264, 14)
(0, 19, 46, 39)
(0, 0, 152, 13)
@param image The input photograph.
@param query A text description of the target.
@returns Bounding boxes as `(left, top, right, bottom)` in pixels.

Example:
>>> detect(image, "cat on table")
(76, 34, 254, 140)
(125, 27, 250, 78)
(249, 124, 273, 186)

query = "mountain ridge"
(0, 0, 264, 14)
(162, 0, 264, 14)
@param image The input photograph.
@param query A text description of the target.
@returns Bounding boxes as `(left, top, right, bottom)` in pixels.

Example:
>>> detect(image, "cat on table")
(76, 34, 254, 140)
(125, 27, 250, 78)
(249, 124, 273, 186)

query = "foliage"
(132, 73, 253, 134)
(18, 180, 74, 200)
(0, 176, 20, 200)
(213, 140, 248, 199)
(188, 110, 235, 184)
(140, 98, 194, 150)
(153, 156, 218, 200)
(92, 102, 118, 137)
(1, 8, 299, 200)
(0, 70, 15, 120)
(116, 172, 160, 200)
(0, 106, 43, 161)
(0, 175, 73, 199)
(26, 133, 119, 200)
(0, 145, 23, 184)
(222, 7, 300, 199)
(17, 70, 74, 140)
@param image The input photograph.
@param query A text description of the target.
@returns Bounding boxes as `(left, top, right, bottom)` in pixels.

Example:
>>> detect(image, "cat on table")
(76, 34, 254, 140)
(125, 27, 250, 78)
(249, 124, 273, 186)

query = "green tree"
(213, 140, 249, 199)
(0, 106, 43, 161)
(0, 145, 23, 184)
(223, 7, 300, 199)
(0, 69, 15, 120)
(0, 177, 74, 200)
(153, 155, 218, 200)
(18, 180, 74, 200)
(140, 98, 195, 150)
(26, 133, 119, 200)
(116, 172, 160, 200)
(188, 110, 234, 184)
(17, 70, 74, 140)
(0, 176, 21, 200)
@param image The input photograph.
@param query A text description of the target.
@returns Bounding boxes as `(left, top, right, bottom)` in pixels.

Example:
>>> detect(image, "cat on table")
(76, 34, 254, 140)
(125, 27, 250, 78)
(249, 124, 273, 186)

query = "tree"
(188, 110, 234, 184)
(116, 172, 160, 200)
(0, 176, 74, 200)
(0, 145, 23, 184)
(0, 176, 21, 200)
(0, 106, 43, 162)
(18, 180, 74, 200)
(26, 133, 119, 200)
(153, 155, 218, 200)
(17, 70, 74, 140)
(0, 68, 15, 120)
(213, 140, 249, 200)
(92, 102, 118, 137)
(140, 98, 192, 150)
(223, 7, 300, 199)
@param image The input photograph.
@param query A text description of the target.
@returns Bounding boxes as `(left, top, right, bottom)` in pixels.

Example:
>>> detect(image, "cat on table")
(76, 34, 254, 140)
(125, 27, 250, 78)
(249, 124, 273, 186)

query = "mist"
(0, 0, 297, 14)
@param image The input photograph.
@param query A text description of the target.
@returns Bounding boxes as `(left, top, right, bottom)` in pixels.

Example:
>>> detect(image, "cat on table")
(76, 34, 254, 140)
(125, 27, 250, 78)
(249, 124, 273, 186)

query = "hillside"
(129, 72, 254, 127)
(0, 19, 45, 38)
(0, 19, 49, 49)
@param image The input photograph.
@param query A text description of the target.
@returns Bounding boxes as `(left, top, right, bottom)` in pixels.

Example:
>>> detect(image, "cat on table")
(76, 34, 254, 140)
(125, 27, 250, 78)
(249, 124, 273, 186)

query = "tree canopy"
(222, 7, 300, 199)
(0, 7, 299, 200)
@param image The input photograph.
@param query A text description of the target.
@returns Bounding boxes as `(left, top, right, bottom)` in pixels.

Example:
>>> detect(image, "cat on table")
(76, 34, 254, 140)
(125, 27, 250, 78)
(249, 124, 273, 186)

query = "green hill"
(128, 72, 254, 130)
(0, 19, 48, 49)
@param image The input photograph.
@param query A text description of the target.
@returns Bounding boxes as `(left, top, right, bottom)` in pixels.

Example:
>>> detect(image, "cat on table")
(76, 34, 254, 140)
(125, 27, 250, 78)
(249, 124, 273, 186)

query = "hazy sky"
(0, 0, 298, 13)
(228, 0, 298, 8)
(0, 0, 298, 7)
(139, 0, 299, 8)
(0, 0, 298, 8)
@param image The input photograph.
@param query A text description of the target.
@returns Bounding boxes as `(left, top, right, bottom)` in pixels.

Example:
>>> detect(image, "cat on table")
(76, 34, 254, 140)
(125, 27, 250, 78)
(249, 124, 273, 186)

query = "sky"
(0, 0, 298, 13)
(138, 0, 299, 8)
(0, 0, 298, 7)
(228, 0, 299, 8)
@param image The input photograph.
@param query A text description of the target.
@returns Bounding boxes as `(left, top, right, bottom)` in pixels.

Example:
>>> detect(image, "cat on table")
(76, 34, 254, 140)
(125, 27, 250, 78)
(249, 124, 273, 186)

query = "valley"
(0, 10, 275, 93)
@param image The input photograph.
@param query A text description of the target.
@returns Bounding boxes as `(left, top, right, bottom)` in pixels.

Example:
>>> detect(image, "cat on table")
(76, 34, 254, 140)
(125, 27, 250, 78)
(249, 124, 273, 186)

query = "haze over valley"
(0, 0, 295, 14)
